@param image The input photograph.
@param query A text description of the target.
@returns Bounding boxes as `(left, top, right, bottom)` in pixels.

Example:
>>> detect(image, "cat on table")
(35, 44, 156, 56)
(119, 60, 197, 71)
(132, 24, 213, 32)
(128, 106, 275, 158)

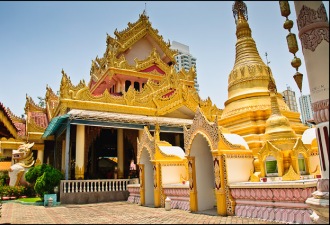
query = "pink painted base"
(235, 205, 312, 224)
(127, 186, 140, 204)
(230, 187, 317, 224)
(163, 187, 190, 211)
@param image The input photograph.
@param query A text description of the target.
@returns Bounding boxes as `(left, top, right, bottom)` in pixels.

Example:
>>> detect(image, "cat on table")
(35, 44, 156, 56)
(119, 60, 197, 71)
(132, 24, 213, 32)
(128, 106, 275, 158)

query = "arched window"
(298, 153, 306, 175)
(125, 80, 131, 92)
(134, 81, 140, 91)
(265, 155, 278, 177)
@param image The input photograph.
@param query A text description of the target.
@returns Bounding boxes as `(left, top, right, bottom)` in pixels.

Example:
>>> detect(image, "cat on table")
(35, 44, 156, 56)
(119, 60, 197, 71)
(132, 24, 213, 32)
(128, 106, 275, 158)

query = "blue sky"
(0, 1, 329, 117)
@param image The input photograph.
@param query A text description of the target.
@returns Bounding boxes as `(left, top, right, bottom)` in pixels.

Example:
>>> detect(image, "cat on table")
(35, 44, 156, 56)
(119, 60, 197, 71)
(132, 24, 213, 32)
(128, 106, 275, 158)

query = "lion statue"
(8, 142, 35, 187)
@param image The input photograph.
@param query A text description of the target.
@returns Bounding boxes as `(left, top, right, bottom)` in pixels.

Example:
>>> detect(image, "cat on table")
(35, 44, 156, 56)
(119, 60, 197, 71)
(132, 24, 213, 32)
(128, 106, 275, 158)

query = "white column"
(75, 125, 85, 179)
(116, 82, 121, 93)
(117, 128, 124, 178)
(294, 1, 329, 223)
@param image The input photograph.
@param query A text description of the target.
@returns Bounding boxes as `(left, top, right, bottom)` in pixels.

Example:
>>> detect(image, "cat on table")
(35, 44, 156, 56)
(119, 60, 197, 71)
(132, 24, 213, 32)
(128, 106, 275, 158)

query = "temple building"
(0, 1, 326, 224)
(40, 10, 221, 181)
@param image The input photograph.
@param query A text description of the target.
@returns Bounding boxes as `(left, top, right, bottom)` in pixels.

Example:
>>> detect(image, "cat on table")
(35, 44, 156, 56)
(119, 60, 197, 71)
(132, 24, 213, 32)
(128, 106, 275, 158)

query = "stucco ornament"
(8, 142, 35, 186)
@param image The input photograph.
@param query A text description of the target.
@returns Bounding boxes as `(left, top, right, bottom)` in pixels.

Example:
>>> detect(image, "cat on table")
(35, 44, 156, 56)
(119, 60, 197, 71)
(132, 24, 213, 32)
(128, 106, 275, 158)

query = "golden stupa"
(218, 1, 308, 155)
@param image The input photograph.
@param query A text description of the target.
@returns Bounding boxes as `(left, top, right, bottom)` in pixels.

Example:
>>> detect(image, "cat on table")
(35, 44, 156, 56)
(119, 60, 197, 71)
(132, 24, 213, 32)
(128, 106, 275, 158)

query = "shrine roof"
(43, 109, 193, 138)
(0, 102, 18, 138)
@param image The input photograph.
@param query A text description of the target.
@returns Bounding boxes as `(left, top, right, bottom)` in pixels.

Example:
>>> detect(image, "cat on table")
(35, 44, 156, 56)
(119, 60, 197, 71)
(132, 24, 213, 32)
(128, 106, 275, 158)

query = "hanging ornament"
(279, 1, 303, 93)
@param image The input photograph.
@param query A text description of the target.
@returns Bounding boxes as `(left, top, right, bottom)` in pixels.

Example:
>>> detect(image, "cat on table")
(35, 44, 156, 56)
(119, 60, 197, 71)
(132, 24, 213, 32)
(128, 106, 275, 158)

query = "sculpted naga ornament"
(8, 142, 35, 186)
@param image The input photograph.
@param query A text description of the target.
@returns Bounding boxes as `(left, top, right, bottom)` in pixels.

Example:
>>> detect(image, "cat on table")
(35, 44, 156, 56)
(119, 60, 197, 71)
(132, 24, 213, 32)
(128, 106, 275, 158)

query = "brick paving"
(0, 201, 284, 224)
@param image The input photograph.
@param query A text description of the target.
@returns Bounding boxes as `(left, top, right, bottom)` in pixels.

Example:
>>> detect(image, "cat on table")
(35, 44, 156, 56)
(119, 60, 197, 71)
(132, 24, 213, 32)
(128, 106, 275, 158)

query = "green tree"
(25, 164, 63, 199)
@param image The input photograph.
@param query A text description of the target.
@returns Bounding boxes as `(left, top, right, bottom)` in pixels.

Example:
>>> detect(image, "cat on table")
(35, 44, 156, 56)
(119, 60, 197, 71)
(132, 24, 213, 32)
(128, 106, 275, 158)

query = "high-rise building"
(281, 86, 299, 112)
(299, 94, 313, 126)
(171, 41, 199, 92)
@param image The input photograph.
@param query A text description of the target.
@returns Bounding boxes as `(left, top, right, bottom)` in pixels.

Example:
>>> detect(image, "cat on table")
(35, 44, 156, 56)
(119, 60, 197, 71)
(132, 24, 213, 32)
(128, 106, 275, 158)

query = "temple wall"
(226, 158, 254, 183)
(125, 38, 154, 65)
(309, 155, 321, 174)
(161, 165, 186, 184)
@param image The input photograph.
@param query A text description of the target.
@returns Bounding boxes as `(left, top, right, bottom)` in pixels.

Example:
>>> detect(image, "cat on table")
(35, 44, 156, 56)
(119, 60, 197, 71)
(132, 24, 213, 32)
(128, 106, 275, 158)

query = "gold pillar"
(153, 162, 161, 207)
(117, 128, 124, 178)
(187, 156, 198, 212)
(214, 155, 227, 216)
(139, 164, 145, 206)
(75, 125, 85, 179)
(138, 129, 143, 141)
(37, 150, 44, 165)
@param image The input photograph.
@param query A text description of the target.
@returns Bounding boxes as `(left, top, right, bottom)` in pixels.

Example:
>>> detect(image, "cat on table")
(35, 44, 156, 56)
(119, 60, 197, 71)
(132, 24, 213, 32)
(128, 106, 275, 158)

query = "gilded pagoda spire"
(232, 1, 264, 69)
(264, 66, 296, 140)
(221, 1, 290, 119)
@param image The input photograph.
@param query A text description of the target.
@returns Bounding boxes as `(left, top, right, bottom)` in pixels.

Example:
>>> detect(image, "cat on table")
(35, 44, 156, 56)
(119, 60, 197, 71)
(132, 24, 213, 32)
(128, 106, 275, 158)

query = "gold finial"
(265, 52, 277, 94)
(233, 1, 248, 24)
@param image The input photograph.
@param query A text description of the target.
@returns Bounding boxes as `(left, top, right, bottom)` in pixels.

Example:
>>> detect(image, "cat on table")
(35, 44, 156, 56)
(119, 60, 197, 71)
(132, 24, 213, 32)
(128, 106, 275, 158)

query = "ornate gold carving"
(221, 154, 235, 216)
(0, 106, 18, 139)
(221, 103, 290, 118)
(45, 85, 59, 120)
(249, 169, 260, 182)
(282, 165, 300, 181)
(184, 107, 219, 153)
(213, 156, 221, 190)
(35, 158, 41, 166)
(137, 126, 155, 163)
(27, 117, 46, 133)
(24, 95, 46, 114)
(109, 13, 176, 61)
(75, 165, 84, 179)
(188, 158, 194, 190)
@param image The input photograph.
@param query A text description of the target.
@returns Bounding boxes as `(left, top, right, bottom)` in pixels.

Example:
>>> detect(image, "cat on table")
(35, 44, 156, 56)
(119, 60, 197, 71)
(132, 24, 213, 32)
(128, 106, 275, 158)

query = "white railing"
(60, 179, 131, 193)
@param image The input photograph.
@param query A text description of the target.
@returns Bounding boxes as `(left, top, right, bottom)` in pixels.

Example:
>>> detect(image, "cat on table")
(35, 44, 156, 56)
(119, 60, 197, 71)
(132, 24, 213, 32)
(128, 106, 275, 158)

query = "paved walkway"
(0, 201, 284, 224)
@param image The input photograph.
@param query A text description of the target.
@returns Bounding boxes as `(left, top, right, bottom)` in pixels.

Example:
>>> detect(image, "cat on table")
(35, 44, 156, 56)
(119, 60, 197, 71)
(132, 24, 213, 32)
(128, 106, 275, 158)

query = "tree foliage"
(25, 164, 63, 198)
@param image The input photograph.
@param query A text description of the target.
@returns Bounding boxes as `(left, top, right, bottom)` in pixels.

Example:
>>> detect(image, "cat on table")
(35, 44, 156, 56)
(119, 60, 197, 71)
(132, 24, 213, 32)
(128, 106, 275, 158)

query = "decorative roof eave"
(24, 95, 46, 114)
(109, 13, 176, 62)
(137, 126, 156, 163)
(90, 67, 167, 94)
(0, 103, 18, 139)
(45, 85, 59, 121)
(258, 140, 283, 161)
(0, 138, 25, 150)
(6, 107, 25, 124)
(90, 47, 173, 85)
(68, 109, 193, 128)
(27, 116, 46, 133)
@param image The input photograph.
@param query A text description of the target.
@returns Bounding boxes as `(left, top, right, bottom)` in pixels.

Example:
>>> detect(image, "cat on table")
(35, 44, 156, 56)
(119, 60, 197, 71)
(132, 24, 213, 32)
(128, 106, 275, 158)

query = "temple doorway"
(190, 133, 215, 212)
(140, 147, 154, 207)
(87, 128, 118, 179)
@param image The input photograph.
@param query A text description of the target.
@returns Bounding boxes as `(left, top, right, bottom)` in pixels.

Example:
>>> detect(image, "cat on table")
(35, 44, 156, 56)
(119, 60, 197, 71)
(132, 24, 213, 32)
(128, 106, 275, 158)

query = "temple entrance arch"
(139, 147, 154, 206)
(184, 108, 227, 216)
(189, 133, 215, 212)
(137, 127, 156, 207)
